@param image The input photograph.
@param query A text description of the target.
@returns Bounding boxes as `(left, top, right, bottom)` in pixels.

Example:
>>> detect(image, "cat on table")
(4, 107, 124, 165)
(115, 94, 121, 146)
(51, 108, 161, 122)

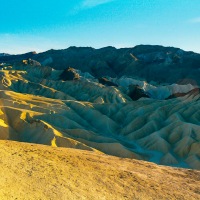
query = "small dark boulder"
(98, 77, 118, 87)
(60, 67, 80, 81)
(128, 85, 149, 100)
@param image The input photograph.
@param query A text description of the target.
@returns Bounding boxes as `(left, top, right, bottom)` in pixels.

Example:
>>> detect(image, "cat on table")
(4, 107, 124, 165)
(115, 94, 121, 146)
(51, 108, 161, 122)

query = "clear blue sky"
(1, 0, 200, 54)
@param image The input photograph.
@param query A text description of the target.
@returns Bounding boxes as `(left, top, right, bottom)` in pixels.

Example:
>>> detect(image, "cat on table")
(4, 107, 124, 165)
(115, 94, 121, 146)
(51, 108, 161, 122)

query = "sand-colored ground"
(0, 140, 199, 200)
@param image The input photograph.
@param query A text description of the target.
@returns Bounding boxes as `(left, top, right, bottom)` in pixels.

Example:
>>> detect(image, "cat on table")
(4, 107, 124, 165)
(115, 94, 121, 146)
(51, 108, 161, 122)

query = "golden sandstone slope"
(0, 140, 199, 200)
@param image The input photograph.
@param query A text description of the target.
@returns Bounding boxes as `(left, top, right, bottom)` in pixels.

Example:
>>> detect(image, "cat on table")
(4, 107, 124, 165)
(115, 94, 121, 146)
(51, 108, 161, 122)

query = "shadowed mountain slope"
(1, 45, 200, 85)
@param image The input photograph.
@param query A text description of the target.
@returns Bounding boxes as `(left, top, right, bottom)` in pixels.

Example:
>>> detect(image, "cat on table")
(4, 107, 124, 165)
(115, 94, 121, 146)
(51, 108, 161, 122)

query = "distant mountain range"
(0, 53, 10, 57)
(1, 45, 200, 85)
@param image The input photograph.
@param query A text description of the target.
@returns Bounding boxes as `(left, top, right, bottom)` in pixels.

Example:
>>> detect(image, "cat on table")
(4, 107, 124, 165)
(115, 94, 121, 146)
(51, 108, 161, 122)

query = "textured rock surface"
(59, 67, 80, 81)
(128, 85, 149, 100)
(98, 77, 118, 87)
(0, 61, 200, 169)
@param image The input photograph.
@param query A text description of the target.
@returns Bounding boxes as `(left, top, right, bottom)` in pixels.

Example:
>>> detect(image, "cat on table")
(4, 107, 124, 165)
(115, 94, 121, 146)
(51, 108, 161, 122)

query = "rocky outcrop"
(13, 58, 41, 69)
(59, 67, 80, 81)
(22, 58, 41, 67)
(98, 77, 118, 86)
(128, 85, 149, 100)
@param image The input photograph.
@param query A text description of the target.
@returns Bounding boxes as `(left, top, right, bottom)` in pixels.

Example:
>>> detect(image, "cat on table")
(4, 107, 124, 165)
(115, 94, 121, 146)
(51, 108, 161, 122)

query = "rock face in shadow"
(1, 45, 200, 85)
(59, 67, 80, 81)
(128, 85, 149, 100)
(98, 77, 118, 87)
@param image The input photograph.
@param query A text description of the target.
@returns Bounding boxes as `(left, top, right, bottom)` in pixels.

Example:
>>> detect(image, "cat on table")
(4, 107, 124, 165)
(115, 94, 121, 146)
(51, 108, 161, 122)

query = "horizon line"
(1, 44, 200, 55)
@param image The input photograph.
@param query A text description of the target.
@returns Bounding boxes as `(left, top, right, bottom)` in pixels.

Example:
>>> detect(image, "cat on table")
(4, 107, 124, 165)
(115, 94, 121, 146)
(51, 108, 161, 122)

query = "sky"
(0, 0, 200, 54)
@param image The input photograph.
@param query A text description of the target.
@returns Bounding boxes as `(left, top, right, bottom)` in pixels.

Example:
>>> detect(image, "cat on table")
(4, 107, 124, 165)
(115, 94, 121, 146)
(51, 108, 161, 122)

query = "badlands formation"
(0, 45, 200, 199)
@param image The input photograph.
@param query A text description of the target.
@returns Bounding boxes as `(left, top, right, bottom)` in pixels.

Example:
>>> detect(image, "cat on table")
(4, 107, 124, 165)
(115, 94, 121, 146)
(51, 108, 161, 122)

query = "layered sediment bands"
(0, 62, 200, 169)
(0, 85, 200, 169)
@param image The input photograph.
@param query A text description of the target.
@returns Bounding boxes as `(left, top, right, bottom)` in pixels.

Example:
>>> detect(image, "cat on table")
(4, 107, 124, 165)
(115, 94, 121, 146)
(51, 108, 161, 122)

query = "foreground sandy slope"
(0, 140, 199, 200)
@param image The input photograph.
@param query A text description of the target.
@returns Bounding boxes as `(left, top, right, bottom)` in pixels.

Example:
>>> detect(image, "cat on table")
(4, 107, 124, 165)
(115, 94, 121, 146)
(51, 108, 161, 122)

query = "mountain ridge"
(1, 45, 200, 85)
(1, 44, 198, 56)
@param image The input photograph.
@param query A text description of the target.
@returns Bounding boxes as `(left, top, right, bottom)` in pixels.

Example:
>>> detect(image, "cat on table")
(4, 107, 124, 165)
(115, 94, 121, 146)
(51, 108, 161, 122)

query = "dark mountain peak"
(0, 53, 10, 57)
(98, 46, 116, 50)
(132, 44, 181, 54)
(65, 46, 95, 52)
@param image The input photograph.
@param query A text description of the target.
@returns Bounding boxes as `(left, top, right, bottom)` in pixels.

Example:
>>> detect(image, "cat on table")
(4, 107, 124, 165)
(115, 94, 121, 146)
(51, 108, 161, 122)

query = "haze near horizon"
(1, 0, 200, 54)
